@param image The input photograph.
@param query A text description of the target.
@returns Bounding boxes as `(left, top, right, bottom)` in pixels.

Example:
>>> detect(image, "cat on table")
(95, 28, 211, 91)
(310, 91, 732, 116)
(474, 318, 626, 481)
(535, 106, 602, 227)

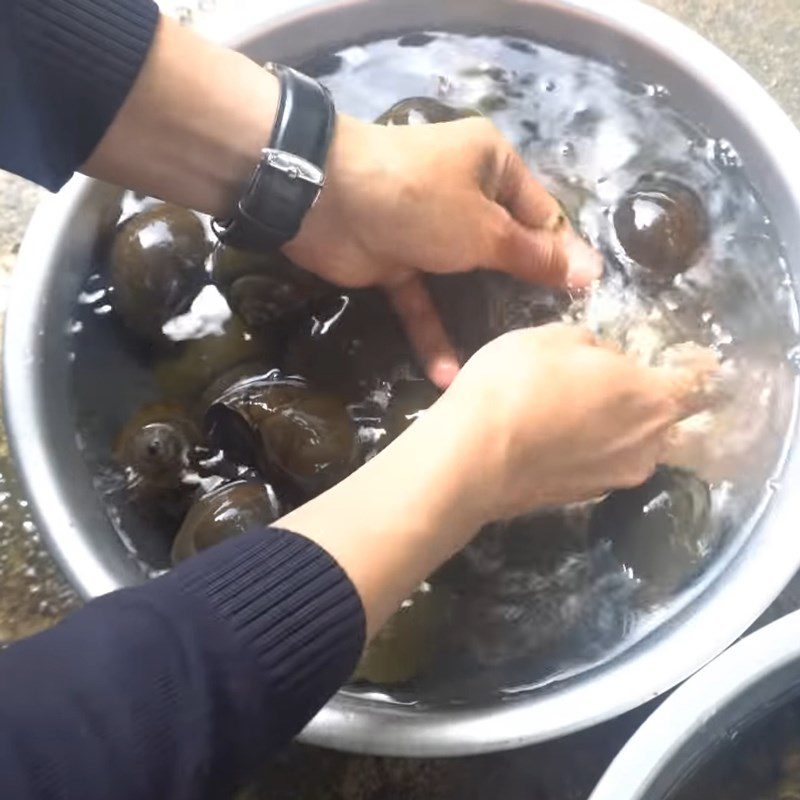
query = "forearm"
(278, 396, 485, 637)
(82, 15, 280, 218)
(0, 528, 364, 800)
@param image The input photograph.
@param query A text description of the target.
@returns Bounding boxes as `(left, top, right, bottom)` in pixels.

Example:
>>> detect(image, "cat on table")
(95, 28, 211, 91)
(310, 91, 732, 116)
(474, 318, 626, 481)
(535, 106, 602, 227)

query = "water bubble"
(436, 75, 453, 96)
(397, 32, 436, 48)
(644, 83, 669, 99)
(506, 39, 538, 55)
(707, 138, 742, 169)
(520, 119, 541, 140)
(787, 344, 800, 372)
(560, 142, 576, 164)
(77, 288, 106, 305)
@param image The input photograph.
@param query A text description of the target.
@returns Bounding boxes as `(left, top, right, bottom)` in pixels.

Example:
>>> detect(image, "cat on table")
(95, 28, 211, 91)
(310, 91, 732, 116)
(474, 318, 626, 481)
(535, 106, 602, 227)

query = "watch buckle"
(262, 148, 325, 189)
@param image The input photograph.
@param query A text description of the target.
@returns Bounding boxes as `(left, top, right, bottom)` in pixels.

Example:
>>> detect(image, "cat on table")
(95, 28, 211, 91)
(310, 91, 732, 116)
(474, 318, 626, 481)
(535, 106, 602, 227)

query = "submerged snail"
(383, 378, 441, 443)
(211, 245, 332, 329)
(589, 467, 712, 598)
(114, 403, 202, 498)
(375, 96, 481, 126)
(425, 272, 497, 360)
(205, 373, 357, 496)
(109, 204, 209, 343)
(171, 480, 281, 564)
(354, 584, 450, 685)
(436, 509, 622, 669)
(613, 176, 708, 280)
(154, 316, 274, 408)
(283, 290, 414, 398)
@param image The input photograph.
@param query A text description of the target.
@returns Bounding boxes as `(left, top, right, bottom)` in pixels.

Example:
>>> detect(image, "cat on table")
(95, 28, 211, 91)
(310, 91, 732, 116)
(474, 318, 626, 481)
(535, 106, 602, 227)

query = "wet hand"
(283, 115, 601, 389)
(280, 322, 717, 633)
(422, 323, 719, 525)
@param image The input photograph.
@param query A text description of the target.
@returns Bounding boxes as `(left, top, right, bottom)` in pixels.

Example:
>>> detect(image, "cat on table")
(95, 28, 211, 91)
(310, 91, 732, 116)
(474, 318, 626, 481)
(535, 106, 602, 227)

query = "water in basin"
(69, 32, 799, 705)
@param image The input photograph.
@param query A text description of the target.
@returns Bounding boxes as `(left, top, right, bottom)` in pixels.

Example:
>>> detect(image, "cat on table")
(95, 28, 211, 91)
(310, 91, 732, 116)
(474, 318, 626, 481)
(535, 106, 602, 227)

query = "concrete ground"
(0, 0, 798, 796)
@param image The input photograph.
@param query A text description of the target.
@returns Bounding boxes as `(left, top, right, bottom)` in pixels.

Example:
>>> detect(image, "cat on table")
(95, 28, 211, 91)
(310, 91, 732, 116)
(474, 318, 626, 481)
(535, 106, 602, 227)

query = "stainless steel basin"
(589, 605, 800, 800)
(6, 0, 800, 757)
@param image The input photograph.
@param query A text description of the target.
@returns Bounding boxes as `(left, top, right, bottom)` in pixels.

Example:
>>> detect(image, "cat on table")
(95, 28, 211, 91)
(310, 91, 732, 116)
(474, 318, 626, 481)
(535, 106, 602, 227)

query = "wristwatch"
(212, 63, 336, 252)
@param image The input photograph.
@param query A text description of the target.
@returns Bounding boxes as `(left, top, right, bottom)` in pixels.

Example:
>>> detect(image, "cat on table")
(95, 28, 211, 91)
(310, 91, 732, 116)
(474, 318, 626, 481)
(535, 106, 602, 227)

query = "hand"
(84, 19, 599, 391)
(278, 323, 716, 635)
(428, 323, 718, 524)
(283, 115, 601, 389)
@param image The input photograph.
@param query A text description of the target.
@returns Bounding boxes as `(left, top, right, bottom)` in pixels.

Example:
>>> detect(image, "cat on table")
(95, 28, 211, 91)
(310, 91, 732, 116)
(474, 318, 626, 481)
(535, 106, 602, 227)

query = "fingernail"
(564, 236, 603, 289)
(429, 356, 460, 390)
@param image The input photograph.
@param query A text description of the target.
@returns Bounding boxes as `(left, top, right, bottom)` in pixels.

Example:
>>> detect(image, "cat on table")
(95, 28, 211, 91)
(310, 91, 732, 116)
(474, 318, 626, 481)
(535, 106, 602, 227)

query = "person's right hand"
(425, 323, 718, 526)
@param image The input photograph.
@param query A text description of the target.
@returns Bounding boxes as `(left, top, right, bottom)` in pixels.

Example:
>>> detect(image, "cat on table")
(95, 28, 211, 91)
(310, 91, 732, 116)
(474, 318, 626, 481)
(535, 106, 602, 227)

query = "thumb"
(482, 201, 601, 289)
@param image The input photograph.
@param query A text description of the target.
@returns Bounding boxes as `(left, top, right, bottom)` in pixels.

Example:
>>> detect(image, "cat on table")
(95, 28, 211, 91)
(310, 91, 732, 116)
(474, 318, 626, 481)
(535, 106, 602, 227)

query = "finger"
(384, 276, 461, 390)
(482, 202, 568, 286)
(482, 202, 600, 289)
(560, 228, 604, 288)
(495, 147, 563, 230)
(649, 355, 722, 423)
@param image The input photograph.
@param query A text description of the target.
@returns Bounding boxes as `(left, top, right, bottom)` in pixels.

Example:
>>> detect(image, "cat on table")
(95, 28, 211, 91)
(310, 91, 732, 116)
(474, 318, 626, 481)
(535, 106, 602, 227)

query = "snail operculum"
(211, 245, 333, 329)
(113, 403, 202, 497)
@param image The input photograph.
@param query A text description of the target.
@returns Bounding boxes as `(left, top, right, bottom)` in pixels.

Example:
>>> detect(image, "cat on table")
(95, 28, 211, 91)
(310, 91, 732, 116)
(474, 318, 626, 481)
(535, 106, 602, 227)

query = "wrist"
(202, 51, 281, 218)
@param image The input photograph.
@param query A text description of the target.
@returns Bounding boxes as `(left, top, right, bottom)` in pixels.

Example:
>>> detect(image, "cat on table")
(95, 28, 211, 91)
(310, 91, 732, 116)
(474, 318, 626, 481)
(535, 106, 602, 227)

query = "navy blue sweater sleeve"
(0, 528, 366, 800)
(0, 0, 159, 189)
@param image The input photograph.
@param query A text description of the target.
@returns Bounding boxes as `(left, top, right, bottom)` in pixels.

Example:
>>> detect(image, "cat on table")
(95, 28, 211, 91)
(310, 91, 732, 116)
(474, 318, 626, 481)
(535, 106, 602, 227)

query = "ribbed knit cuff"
(166, 527, 366, 738)
(13, 0, 159, 188)
(18, 0, 159, 101)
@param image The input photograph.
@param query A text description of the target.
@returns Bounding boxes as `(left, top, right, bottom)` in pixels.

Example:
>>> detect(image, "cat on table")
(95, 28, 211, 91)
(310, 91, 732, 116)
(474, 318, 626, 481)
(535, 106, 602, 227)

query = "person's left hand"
(283, 114, 601, 389)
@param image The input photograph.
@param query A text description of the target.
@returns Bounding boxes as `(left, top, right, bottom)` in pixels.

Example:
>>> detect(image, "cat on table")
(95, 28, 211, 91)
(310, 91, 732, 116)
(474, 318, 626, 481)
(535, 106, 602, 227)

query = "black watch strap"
(212, 64, 335, 252)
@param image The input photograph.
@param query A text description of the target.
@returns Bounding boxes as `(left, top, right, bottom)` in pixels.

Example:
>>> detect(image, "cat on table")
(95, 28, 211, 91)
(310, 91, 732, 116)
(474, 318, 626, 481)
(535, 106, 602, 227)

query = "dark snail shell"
(113, 403, 202, 501)
(109, 204, 209, 342)
(205, 373, 358, 496)
(613, 176, 708, 280)
(283, 290, 415, 399)
(434, 508, 613, 669)
(198, 362, 278, 421)
(435, 507, 592, 593)
(375, 96, 481, 126)
(353, 585, 450, 685)
(154, 316, 274, 408)
(589, 467, 712, 596)
(426, 272, 497, 359)
(171, 480, 281, 564)
(211, 245, 333, 329)
(383, 378, 441, 443)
